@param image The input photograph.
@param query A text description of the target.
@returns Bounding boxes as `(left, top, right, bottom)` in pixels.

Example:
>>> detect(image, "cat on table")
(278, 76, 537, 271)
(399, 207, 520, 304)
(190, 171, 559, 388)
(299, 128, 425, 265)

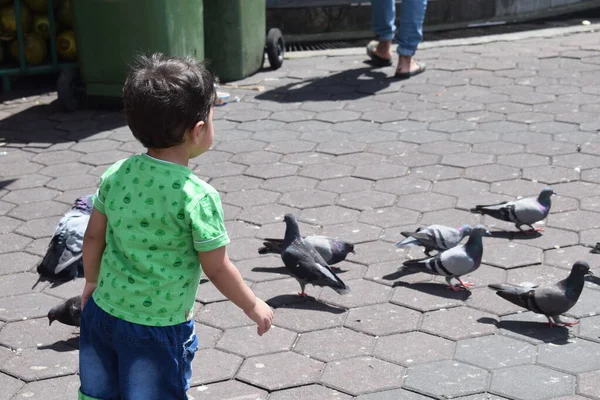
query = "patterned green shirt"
(91, 153, 230, 326)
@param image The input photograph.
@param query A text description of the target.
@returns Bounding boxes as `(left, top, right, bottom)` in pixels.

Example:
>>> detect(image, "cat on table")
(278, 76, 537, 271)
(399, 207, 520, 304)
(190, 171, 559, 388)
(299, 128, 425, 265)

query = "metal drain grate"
(285, 40, 368, 52)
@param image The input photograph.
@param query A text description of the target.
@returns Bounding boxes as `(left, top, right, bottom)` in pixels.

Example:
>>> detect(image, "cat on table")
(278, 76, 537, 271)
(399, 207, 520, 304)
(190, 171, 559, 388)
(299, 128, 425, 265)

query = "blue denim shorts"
(78, 297, 198, 400)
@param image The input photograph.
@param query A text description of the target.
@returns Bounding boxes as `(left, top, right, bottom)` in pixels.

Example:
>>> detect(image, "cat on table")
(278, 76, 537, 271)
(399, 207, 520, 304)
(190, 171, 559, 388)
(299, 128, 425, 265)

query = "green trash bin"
(71, 0, 204, 99)
(203, 0, 266, 82)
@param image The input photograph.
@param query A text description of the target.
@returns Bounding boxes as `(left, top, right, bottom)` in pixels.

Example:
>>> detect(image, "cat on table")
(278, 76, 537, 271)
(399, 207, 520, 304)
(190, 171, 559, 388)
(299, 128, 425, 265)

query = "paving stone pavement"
(2, 29, 600, 400)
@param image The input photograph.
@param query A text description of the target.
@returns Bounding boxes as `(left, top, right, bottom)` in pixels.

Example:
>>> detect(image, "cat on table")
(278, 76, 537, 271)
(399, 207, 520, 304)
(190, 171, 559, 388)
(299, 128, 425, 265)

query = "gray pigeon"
(470, 187, 554, 233)
(280, 213, 350, 296)
(401, 225, 491, 291)
(259, 235, 355, 266)
(395, 224, 473, 256)
(48, 295, 82, 327)
(488, 261, 592, 327)
(37, 195, 94, 282)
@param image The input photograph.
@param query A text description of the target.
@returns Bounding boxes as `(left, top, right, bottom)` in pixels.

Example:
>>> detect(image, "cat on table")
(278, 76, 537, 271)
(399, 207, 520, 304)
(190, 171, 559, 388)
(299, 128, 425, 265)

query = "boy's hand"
(244, 298, 273, 336)
(81, 281, 97, 311)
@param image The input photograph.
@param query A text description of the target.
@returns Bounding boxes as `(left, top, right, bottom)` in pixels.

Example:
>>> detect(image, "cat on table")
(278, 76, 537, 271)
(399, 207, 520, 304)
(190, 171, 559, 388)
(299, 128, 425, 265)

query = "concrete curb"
(285, 22, 600, 59)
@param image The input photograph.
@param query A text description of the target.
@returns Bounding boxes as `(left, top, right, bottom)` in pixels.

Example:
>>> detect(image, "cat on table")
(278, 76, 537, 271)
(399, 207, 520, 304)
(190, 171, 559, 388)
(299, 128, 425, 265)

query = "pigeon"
(469, 187, 555, 233)
(279, 213, 350, 296)
(48, 295, 82, 327)
(488, 261, 592, 327)
(400, 225, 491, 291)
(36, 195, 94, 283)
(259, 236, 355, 266)
(395, 224, 473, 256)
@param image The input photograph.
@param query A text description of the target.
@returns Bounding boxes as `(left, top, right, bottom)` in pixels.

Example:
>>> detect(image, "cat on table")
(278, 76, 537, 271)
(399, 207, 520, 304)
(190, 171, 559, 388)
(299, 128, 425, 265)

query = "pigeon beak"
(588, 270, 594, 276)
(485, 230, 492, 237)
(351, 249, 356, 254)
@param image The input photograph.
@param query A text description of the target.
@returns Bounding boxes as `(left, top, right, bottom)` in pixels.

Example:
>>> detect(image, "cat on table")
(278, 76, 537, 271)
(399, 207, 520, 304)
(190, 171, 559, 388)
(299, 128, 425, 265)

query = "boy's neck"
(146, 146, 190, 167)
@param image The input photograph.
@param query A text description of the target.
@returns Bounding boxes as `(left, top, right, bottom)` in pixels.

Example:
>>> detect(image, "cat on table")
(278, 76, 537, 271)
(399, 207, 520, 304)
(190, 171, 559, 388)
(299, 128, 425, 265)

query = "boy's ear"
(190, 120, 206, 143)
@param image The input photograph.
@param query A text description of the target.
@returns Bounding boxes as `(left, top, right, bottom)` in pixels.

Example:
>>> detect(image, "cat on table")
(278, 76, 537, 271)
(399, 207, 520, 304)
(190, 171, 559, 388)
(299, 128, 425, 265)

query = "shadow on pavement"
(478, 317, 572, 345)
(266, 294, 346, 313)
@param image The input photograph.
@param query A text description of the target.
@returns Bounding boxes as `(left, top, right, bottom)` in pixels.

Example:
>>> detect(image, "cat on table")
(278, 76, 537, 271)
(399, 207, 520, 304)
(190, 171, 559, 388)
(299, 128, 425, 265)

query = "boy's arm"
(81, 208, 107, 309)
(199, 246, 273, 335)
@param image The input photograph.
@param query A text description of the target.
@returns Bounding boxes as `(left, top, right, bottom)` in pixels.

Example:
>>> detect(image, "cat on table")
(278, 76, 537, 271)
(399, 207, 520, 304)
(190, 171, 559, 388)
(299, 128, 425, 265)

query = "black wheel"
(57, 68, 83, 112)
(266, 28, 284, 70)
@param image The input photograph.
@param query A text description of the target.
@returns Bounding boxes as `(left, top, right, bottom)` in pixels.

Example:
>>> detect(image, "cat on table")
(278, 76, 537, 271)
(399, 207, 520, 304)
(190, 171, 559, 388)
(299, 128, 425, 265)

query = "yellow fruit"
(24, 0, 48, 13)
(56, 0, 71, 28)
(56, 29, 76, 61)
(0, 4, 33, 34)
(10, 32, 47, 65)
(32, 14, 49, 40)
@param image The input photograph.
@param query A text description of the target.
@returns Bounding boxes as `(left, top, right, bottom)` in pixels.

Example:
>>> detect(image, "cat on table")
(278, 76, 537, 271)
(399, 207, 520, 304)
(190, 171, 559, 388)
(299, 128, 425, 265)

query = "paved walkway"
(2, 27, 600, 400)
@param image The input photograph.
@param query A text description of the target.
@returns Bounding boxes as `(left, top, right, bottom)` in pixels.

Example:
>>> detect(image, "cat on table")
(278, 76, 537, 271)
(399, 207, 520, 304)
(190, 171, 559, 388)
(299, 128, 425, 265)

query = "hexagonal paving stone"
(0, 318, 76, 349)
(442, 152, 495, 168)
(455, 334, 535, 369)
(195, 300, 254, 330)
(268, 384, 352, 400)
(0, 293, 65, 322)
(581, 196, 600, 212)
(0, 216, 21, 234)
(12, 374, 81, 400)
(465, 164, 520, 183)
(554, 153, 600, 169)
(0, 371, 24, 400)
(344, 303, 421, 336)
(482, 243, 542, 269)
(352, 163, 408, 181)
(548, 210, 600, 231)
(404, 360, 489, 399)
(0, 252, 39, 275)
(396, 192, 456, 212)
(237, 204, 299, 226)
(278, 189, 337, 209)
(336, 190, 396, 211)
(1, 344, 78, 382)
(564, 287, 600, 319)
(317, 141, 367, 155)
(451, 131, 500, 144)
(189, 380, 268, 399)
(374, 177, 432, 196)
(490, 179, 546, 197)
(433, 178, 489, 197)
(300, 162, 354, 180)
(1, 187, 60, 204)
(319, 279, 392, 309)
(0, 272, 46, 297)
(8, 201, 67, 220)
(261, 176, 319, 193)
(317, 176, 373, 194)
(272, 300, 347, 333)
(412, 164, 464, 181)
(300, 205, 360, 226)
(578, 370, 600, 400)
(294, 327, 375, 362)
(32, 150, 82, 165)
(466, 287, 525, 316)
(555, 181, 600, 198)
(420, 140, 471, 155)
(321, 356, 404, 396)
(522, 165, 580, 184)
(490, 365, 575, 400)
(337, 152, 388, 167)
(190, 348, 243, 385)
(374, 331, 455, 367)
(389, 152, 441, 168)
(237, 351, 324, 391)
(419, 208, 482, 228)
(473, 140, 526, 156)
(265, 140, 316, 154)
(195, 323, 222, 350)
(319, 221, 382, 244)
(356, 388, 434, 400)
(229, 150, 281, 166)
(245, 162, 298, 179)
(359, 207, 420, 229)
(216, 325, 296, 357)
(498, 311, 575, 345)
(421, 307, 497, 340)
(223, 189, 280, 207)
(210, 175, 263, 193)
(538, 338, 600, 374)
(391, 281, 468, 312)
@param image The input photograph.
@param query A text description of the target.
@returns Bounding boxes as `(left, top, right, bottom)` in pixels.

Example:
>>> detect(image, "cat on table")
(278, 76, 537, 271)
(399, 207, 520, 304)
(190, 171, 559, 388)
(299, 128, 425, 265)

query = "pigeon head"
(571, 261, 592, 277)
(470, 225, 491, 237)
(338, 241, 355, 254)
(283, 213, 298, 225)
(282, 213, 301, 243)
(73, 194, 94, 214)
(459, 224, 473, 236)
(538, 187, 555, 202)
(47, 310, 56, 326)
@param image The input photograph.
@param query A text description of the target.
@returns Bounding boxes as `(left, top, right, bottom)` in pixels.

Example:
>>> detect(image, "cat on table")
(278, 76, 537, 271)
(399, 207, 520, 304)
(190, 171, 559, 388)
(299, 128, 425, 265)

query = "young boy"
(78, 53, 273, 400)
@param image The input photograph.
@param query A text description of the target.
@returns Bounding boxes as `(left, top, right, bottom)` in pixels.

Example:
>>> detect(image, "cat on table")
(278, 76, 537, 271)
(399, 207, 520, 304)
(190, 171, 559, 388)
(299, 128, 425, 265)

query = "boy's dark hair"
(123, 53, 217, 149)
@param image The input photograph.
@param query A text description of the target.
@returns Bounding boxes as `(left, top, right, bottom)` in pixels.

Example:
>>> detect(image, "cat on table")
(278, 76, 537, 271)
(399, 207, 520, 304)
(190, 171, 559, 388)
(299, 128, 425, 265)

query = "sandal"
(366, 41, 393, 67)
(394, 61, 426, 80)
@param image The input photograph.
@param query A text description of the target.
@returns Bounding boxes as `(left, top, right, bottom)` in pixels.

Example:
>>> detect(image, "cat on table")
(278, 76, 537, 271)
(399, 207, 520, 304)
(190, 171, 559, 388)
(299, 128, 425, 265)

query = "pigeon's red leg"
(557, 320, 580, 327)
(446, 284, 462, 292)
(457, 278, 474, 288)
(546, 316, 557, 328)
(297, 291, 308, 297)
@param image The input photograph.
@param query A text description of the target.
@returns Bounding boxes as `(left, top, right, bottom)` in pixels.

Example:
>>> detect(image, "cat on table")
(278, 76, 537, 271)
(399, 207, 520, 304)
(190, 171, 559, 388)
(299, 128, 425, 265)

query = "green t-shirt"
(91, 153, 230, 326)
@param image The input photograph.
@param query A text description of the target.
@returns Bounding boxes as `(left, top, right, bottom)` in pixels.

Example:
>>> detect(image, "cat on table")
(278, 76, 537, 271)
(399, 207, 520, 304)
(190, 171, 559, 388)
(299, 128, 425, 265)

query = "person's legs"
(78, 298, 121, 400)
(395, 0, 428, 74)
(369, 0, 396, 61)
(116, 318, 198, 400)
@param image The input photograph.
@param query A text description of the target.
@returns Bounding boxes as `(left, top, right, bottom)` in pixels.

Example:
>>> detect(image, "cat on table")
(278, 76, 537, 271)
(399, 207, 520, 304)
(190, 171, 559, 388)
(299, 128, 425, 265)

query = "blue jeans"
(371, 0, 428, 56)
(78, 297, 198, 400)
